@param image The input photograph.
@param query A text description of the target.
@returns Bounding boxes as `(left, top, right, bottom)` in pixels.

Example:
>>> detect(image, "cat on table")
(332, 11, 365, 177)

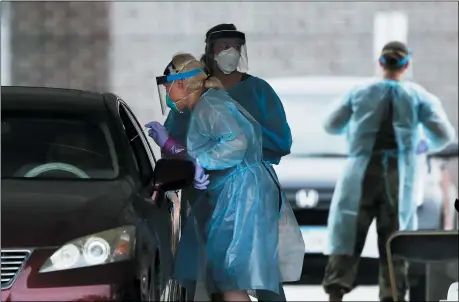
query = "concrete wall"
(7, 2, 111, 91)
(6, 2, 458, 181)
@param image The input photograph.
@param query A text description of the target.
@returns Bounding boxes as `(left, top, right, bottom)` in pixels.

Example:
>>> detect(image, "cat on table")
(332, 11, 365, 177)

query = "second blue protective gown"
(324, 79, 456, 256)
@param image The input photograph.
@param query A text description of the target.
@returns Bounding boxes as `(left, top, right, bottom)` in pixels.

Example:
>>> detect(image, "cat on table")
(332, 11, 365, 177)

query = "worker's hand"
(145, 121, 169, 148)
(416, 139, 429, 155)
(193, 162, 210, 190)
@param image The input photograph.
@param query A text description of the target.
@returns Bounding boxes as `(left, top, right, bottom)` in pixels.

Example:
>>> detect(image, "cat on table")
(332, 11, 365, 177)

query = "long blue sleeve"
(416, 86, 456, 151)
(258, 80, 293, 162)
(226, 76, 292, 165)
(163, 109, 191, 145)
(323, 91, 353, 135)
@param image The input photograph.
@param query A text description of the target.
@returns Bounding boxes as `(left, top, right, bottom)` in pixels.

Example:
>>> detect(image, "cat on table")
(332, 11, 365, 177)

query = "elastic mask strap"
(170, 81, 202, 110)
(379, 49, 412, 67)
(396, 52, 412, 66)
(179, 89, 201, 103)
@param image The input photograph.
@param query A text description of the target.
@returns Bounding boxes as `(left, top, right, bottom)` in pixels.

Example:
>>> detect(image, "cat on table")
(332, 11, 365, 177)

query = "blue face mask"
(158, 67, 204, 115)
(166, 93, 181, 113)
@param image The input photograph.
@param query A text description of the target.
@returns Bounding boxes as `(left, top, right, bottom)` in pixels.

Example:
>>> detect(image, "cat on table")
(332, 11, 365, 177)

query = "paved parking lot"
(195, 284, 379, 301)
(284, 285, 379, 301)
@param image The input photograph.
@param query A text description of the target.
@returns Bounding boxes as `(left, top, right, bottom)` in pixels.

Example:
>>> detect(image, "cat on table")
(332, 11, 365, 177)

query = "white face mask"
(214, 47, 241, 74)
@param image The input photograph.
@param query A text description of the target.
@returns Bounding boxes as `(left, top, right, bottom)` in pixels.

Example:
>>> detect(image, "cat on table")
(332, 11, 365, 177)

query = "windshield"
(1, 116, 118, 180)
(281, 94, 348, 156)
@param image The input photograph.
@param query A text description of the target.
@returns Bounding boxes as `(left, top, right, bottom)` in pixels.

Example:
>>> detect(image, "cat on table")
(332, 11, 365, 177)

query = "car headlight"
(39, 226, 135, 273)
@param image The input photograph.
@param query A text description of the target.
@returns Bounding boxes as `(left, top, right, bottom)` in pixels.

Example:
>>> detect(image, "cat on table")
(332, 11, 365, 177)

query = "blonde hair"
(171, 53, 223, 91)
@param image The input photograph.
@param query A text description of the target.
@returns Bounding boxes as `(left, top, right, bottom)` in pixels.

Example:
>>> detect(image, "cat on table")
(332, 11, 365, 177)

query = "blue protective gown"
(224, 76, 303, 286)
(172, 89, 304, 295)
(324, 79, 456, 256)
(164, 109, 191, 146)
(226, 75, 292, 165)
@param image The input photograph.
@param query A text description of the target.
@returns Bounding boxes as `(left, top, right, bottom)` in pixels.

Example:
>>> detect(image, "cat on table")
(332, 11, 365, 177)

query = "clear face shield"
(156, 61, 204, 115)
(206, 30, 248, 74)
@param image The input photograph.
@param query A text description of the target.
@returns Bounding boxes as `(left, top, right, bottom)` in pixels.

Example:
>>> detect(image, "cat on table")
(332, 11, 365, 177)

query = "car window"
(118, 102, 154, 185)
(1, 115, 118, 180)
(281, 94, 348, 156)
(119, 101, 156, 166)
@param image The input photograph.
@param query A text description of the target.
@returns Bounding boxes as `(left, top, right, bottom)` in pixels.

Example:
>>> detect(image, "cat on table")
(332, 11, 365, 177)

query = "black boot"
(326, 285, 346, 302)
(329, 293, 343, 302)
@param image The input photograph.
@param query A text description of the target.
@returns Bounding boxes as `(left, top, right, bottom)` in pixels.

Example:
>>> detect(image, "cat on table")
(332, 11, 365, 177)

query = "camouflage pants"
(323, 156, 409, 301)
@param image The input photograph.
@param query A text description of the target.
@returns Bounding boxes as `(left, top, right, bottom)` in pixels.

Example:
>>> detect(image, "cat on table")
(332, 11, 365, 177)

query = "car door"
(117, 100, 181, 294)
(119, 100, 183, 252)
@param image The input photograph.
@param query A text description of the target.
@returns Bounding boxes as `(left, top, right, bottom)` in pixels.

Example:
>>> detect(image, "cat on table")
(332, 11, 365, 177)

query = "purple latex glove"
(194, 162, 210, 190)
(145, 121, 169, 148)
(416, 139, 429, 155)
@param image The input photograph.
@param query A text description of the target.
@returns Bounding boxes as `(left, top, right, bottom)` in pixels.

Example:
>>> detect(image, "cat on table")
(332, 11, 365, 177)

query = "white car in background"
(268, 76, 458, 285)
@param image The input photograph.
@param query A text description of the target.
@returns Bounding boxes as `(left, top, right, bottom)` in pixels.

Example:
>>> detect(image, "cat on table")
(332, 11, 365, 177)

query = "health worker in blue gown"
(321, 41, 456, 302)
(146, 24, 303, 302)
(147, 53, 304, 302)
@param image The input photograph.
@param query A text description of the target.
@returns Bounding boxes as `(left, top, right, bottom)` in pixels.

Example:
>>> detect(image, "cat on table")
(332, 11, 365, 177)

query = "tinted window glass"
(121, 103, 157, 166)
(1, 116, 118, 180)
(119, 104, 154, 185)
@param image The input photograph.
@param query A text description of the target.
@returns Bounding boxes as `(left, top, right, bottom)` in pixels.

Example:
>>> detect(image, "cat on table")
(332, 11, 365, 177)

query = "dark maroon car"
(1, 86, 194, 301)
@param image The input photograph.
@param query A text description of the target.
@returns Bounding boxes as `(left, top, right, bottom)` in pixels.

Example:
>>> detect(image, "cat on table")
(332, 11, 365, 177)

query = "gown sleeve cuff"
(162, 137, 187, 157)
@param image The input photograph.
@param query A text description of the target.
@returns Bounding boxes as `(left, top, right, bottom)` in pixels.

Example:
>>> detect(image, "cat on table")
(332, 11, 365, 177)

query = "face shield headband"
(156, 60, 204, 115)
(206, 30, 246, 44)
(379, 49, 413, 67)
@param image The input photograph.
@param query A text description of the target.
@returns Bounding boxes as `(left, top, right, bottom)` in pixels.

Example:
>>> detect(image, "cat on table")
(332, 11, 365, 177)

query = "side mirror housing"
(428, 141, 459, 159)
(153, 158, 195, 192)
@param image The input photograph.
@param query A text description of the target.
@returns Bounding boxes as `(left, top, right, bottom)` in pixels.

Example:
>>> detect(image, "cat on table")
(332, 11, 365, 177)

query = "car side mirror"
(428, 141, 459, 160)
(153, 158, 195, 192)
